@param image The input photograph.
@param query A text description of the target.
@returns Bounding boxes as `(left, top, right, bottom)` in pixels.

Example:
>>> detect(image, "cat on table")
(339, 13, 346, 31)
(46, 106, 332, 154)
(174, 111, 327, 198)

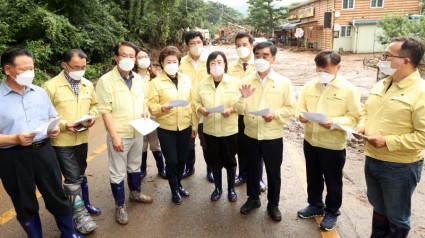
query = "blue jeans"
(365, 156, 423, 229)
(53, 143, 88, 184)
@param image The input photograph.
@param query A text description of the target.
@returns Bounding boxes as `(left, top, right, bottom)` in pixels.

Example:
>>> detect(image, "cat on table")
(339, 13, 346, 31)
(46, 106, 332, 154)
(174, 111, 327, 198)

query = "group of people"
(0, 31, 424, 238)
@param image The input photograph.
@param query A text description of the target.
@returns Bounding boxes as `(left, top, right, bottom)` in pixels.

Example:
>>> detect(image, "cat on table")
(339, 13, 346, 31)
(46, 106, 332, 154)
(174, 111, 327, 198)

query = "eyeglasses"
(381, 52, 406, 61)
(66, 63, 86, 71)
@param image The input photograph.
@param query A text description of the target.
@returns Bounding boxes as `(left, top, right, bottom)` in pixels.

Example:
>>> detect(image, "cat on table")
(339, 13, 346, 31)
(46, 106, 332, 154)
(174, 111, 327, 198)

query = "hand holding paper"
(74, 115, 95, 125)
(249, 107, 270, 116)
(205, 105, 224, 113)
(300, 111, 327, 123)
(32, 118, 61, 136)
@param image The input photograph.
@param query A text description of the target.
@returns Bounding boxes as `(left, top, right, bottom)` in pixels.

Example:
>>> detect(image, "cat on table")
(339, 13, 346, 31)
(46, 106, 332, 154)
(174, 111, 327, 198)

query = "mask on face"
(377, 60, 397, 76)
(118, 58, 135, 71)
(69, 70, 85, 81)
(189, 44, 203, 57)
(137, 58, 151, 69)
(318, 72, 335, 84)
(236, 46, 251, 59)
(254, 59, 270, 73)
(12, 69, 35, 86)
(163, 63, 179, 76)
(210, 65, 225, 77)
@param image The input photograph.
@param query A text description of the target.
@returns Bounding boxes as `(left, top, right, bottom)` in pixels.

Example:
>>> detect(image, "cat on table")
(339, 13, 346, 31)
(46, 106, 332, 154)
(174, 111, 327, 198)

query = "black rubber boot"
(227, 167, 237, 202)
(210, 169, 222, 201)
(152, 150, 167, 179)
(370, 211, 390, 238)
(140, 151, 148, 179)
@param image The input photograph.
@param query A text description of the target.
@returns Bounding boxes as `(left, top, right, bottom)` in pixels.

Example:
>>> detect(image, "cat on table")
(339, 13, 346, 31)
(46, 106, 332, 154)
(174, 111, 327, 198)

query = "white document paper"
(301, 111, 327, 123)
(249, 107, 270, 116)
(205, 105, 224, 113)
(331, 124, 369, 139)
(74, 115, 95, 125)
(129, 118, 160, 136)
(168, 100, 189, 107)
(32, 118, 61, 135)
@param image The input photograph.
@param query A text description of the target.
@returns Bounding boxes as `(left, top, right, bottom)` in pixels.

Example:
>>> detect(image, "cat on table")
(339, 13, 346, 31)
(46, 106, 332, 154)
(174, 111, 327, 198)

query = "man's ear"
(3, 64, 13, 76)
(60, 62, 67, 70)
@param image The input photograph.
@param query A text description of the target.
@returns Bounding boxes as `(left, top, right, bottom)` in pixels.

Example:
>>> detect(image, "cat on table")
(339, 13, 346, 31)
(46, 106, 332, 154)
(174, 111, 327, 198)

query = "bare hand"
(112, 136, 124, 152)
(191, 130, 198, 138)
(142, 111, 151, 119)
(319, 119, 333, 129)
(48, 126, 60, 138)
(221, 108, 233, 118)
(86, 118, 96, 127)
(16, 132, 36, 146)
(239, 84, 256, 98)
(162, 105, 173, 113)
(353, 126, 365, 140)
(367, 135, 386, 148)
(199, 107, 210, 117)
(262, 112, 275, 122)
(65, 121, 77, 132)
(299, 115, 309, 123)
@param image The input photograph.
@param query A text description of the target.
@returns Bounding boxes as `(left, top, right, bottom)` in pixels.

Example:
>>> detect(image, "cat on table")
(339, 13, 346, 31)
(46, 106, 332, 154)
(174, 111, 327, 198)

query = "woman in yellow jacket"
(148, 46, 197, 204)
(194, 51, 240, 202)
(135, 48, 166, 179)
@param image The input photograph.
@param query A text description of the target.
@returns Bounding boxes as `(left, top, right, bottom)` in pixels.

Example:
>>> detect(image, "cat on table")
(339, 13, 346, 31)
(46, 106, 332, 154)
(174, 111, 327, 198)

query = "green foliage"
(204, 1, 245, 37)
(247, 0, 288, 36)
(377, 15, 425, 45)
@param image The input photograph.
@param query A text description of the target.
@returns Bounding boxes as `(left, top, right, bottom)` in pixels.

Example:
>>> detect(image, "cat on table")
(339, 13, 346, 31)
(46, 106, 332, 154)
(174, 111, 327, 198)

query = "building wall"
(288, 0, 420, 52)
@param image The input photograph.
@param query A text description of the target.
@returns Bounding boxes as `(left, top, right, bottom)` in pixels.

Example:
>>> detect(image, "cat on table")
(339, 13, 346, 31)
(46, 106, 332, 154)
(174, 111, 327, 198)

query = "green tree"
(247, 0, 288, 36)
(377, 15, 425, 45)
(203, 1, 245, 37)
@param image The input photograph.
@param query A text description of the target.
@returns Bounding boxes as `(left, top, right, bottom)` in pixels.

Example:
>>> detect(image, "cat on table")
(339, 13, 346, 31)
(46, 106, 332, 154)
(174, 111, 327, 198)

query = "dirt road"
(0, 44, 424, 238)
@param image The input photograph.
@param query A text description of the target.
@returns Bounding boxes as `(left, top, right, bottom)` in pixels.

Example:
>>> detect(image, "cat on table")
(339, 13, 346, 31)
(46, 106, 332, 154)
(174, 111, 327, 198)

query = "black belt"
(14, 138, 50, 150)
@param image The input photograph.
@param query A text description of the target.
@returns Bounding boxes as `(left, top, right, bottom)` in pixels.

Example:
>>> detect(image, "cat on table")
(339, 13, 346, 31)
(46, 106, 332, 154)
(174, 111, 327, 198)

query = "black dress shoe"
(182, 168, 195, 178)
(235, 176, 246, 186)
(240, 198, 261, 214)
(267, 204, 282, 221)
(259, 180, 267, 192)
(178, 187, 190, 196)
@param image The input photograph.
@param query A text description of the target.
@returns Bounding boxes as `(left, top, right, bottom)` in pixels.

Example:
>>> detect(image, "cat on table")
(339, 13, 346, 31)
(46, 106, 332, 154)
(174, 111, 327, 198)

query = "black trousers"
(237, 115, 247, 177)
(245, 135, 283, 206)
(204, 133, 237, 170)
(53, 143, 88, 184)
(303, 140, 346, 214)
(157, 127, 191, 180)
(0, 143, 71, 222)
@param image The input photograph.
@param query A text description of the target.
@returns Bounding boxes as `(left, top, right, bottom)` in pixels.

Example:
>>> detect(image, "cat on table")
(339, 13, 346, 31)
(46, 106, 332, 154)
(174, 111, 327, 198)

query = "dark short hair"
(1, 48, 33, 73)
(235, 33, 254, 45)
(206, 51, 228, 74)
(184, 31, 204, 45)
(392, 37, 425, 68)
(253, 42, 277, 56)
(114, 41, 139, 56)
(158, 46, 182, 69)
(314, 50, 341, 68)
(62, 49, 87, 63)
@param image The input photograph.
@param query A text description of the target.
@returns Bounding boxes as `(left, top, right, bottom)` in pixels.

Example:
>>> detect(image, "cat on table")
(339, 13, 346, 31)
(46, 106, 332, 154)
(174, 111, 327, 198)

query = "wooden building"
(274, 0, 421, 53)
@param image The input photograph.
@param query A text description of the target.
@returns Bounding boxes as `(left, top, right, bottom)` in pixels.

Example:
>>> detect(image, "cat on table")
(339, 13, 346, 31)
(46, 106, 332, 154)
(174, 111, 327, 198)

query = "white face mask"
(210, 65, 225, 77)
(318, 72, 335, 84)
(189, 44, 203, 57)
(377, 60, 397, 76)
(254, 59, 270, 73)
(137, 58, 151, 69)
(163, 63, 179, 76)
(236, 46, 251, 59)
(118, 58, 135, 71)
(13, 70, 35, 86)
(69, 70, 85, 81)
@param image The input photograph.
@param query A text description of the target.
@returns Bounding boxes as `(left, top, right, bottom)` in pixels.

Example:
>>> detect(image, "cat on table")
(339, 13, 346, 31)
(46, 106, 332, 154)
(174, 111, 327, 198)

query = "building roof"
(275, 20, 301, 30)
